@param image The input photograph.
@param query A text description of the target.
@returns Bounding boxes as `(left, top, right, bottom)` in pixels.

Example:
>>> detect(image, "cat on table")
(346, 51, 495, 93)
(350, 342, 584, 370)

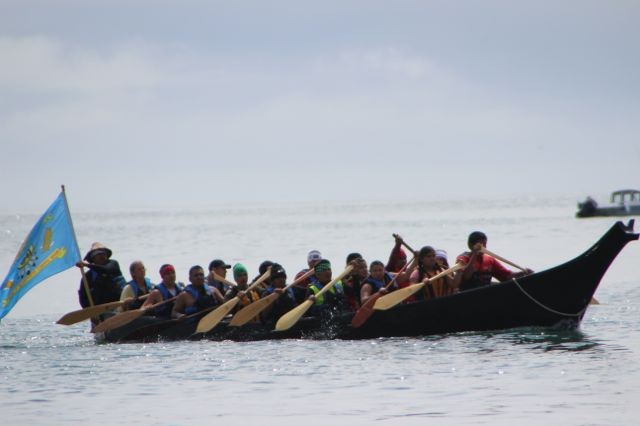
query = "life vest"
(184, 284, 217, 314)
(154, 282, 184, 317)
(420, 267, 453, 299)
(237, 289, 261, 308)
(364, 272, 397, 293)
(124, 278, 154, 310)
(308, 281, 344, 306)
(127, 278, 154, 297)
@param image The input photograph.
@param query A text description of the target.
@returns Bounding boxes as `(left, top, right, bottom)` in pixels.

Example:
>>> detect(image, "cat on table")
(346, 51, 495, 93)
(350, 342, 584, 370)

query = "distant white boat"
(577, 189, 640, 218)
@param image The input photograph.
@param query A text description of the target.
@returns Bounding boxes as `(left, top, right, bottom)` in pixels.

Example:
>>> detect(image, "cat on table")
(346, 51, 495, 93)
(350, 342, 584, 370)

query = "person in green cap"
(305, 259, 347, 317)
(225, 263, 261, 314)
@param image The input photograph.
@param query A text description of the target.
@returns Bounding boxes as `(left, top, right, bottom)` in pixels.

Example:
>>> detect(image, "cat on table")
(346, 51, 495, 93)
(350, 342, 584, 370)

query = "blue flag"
(0, 192, 81, 320)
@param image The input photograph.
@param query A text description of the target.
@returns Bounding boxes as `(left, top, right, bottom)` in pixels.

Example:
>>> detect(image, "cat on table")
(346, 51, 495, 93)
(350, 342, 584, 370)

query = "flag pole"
(61, 185, 94, 307)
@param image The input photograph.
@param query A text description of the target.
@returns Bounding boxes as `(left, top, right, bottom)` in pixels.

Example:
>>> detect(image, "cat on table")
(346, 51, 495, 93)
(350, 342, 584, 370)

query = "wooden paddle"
(275, 265, 354, 332)
(373, 263, 465, 311)
(212, 273, 238, 289)
(350, 256, 416, 328)
(481, 247, 599, 304)
(480, 247, 528, 272)
(392, 233, 418, 256)
(92, 295, 178, 333)
(195, 267, 272, 334)
(229, 268, 315, 327)
(57, 293, 150, 325)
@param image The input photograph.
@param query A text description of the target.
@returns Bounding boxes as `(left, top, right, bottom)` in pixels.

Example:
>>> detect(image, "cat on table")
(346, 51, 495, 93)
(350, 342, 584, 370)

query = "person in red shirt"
(386, 234, 408, 273)
(453, 231, 533, 291)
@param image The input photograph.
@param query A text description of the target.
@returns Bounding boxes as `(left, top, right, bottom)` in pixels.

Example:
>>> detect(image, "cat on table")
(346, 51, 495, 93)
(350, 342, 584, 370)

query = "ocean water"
(1, 195, 639, 425)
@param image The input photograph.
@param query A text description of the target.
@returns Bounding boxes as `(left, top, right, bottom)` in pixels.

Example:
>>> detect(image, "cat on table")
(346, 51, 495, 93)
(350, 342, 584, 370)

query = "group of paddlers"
(73, 232, 533, 331)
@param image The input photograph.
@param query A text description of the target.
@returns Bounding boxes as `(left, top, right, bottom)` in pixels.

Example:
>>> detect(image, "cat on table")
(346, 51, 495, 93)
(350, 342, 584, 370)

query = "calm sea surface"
(1, 196, 639, 425)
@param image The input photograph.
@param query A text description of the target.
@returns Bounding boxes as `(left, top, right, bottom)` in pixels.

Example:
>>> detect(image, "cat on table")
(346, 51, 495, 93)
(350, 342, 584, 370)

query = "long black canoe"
(97, 220, 638, 343)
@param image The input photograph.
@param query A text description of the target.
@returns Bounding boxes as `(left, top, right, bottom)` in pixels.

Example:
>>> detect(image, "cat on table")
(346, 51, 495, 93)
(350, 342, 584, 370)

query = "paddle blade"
(195, 298, 240, 334)
(373, 283, 425, 311)
(350, 293, 381, 328)
(229, 293, 279, 327)
(92, 309, 145, 333)
(274, 299, 313, 332)
(57, 301, 123, 325)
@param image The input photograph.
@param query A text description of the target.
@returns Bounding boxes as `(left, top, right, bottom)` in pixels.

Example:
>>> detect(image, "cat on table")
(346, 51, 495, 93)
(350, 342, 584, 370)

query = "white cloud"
(0, 36, 171, 92)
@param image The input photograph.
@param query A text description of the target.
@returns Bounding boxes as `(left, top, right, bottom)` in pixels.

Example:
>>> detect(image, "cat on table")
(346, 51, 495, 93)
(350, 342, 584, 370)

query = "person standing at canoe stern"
(119, 261, 154, 311)
(225, 263, 261, 312)
(172, 265, 224, 319)
(207, 259, 232, 294)
(141, 264, 184, 318)
(305, 259, 349, 317)
(453, 231, 534, 291)
(360, 260, 397, 305)
(76, 242, 126, 309)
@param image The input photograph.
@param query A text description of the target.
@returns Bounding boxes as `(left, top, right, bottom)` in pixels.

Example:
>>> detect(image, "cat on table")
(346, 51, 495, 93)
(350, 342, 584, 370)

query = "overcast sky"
(1, 1, 639, 212)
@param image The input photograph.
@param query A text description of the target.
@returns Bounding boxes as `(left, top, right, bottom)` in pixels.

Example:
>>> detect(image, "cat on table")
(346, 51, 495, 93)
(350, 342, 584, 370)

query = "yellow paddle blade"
(195, 298, 240, 334)
(57, 300, 125, 325)
(373, 283, 425, 311)
(274, 299, 313, 332)
(92, 309, 145, 333)
(229, 292, 279, 327)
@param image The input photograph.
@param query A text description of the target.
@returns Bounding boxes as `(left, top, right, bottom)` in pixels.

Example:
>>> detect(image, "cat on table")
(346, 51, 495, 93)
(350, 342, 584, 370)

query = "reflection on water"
(495, 328, 600, 352)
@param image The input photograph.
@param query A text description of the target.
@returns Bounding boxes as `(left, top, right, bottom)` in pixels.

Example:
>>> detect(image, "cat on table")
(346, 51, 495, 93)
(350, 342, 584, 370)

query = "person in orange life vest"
(435, 249, 449, 269)
(119, 261, 154, 311)
(141, 264, 184, 318)
(225, 263, 261, 314)
(453, 231, 533, 291)
(360, 260, 397, 305)
(409, 246, 454, 299)
(386, 234, 408, 273)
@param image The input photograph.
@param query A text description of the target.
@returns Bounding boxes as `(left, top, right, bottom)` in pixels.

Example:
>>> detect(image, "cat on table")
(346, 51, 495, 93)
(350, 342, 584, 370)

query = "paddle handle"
(393, 233, 417, 255)
(384, 254, 416, 290)
(213, 273, 238, 288)
(124, 293, 150, 304)
(283, 268, 315, 291)
(245, 267, 272, 292)
(314, 265, 354, 297)
(480, 248, 527, 272)
(143, 294, 179, 312)
(425, 262, 465, 282)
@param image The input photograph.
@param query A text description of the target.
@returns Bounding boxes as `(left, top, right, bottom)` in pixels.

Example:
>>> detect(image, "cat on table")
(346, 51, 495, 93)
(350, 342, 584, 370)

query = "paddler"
(453, 231, 533, 291)
(172, 265, 224, 319)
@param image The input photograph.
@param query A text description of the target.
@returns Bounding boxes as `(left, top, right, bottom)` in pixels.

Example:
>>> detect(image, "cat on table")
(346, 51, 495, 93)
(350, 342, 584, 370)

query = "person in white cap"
(292, 250, 323, 304)
(435, 249, 449, 269)
(307, 250, 322, 268)
(76, 242, 126, 310)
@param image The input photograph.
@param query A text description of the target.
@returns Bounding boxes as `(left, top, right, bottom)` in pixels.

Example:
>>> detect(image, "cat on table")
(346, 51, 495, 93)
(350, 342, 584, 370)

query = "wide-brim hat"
(84, 242, 112, 261)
